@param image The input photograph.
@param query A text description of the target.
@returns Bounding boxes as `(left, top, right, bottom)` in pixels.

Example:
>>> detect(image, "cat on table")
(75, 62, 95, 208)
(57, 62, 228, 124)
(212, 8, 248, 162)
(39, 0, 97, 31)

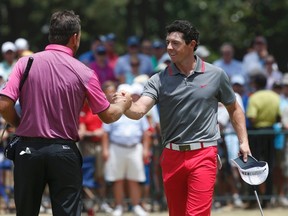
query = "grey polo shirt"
(142, 55, 236, 147)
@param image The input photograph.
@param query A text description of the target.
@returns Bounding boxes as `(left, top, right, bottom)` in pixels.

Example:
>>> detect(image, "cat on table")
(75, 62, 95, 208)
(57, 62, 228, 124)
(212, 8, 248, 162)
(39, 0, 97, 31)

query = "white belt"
(165, 141, 217, 151)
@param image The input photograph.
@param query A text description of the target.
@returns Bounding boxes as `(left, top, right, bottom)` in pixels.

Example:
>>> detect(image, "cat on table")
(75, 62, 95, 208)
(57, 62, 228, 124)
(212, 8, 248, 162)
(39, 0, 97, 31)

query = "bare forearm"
(108, 103, 127, 122)
(125, 96, 155, 120)
(229, 108, 248, 144)
(1, 109, 20, 127)
(99, 103, 128, 124)
(125, 103, 146, 120)
(0, 96, 20, 127)
(226, 101, 251, 160)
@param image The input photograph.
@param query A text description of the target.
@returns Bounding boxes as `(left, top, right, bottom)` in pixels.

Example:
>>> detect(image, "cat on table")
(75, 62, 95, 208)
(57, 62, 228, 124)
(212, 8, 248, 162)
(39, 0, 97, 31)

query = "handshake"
(112, 90, 133, 112)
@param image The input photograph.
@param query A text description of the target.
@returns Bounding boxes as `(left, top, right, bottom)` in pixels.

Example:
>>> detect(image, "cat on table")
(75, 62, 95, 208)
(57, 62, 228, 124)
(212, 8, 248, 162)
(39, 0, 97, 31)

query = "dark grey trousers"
(13, 137, 83, 216)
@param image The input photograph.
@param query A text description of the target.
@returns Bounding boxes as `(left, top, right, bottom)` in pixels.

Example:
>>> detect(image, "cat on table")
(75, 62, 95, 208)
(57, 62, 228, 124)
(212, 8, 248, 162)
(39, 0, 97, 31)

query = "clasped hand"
(112, 91, 132, 110)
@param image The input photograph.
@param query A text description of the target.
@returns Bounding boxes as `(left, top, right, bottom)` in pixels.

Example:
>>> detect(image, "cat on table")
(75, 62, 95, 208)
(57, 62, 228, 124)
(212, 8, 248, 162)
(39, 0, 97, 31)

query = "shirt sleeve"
(246, 95, 257, 119)
(142, 72, 161, 103)
(217, 69, 236, 105)
(85, 72, 110, 114)
(0, 57, 26, 102)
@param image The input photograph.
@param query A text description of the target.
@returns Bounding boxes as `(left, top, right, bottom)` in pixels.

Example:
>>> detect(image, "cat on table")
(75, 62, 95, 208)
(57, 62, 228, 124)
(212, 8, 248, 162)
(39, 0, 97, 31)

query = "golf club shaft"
(254, 190, 264, 216)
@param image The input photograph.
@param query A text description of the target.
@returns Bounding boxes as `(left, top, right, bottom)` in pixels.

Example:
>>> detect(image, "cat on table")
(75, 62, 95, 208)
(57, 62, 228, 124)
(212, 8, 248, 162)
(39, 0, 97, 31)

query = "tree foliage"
(0, 0, 287, 70)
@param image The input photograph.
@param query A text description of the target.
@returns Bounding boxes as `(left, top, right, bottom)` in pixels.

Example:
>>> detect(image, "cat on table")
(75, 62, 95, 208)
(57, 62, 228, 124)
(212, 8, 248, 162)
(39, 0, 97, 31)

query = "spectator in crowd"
(78, 100, 113, 213)
(102, 33, 119, 69)
(264, 55, 283, 90)
(102, 84, 150, 216)
(0, 41, 17, 81)
(216, 94, 245, 208)
(117, 54, 142, 85)
(151, 40, 166, 68)
(231, 75, 248, 107)
(78, 36, 102, 66)
(213, 42, 245, 80)
(132, 81, 161, 211)
(14, 38, 33, 58)
(141, 39, 167, 71)
(242, 36, 270, 77)
(246, 73, 281, 208)
(114, 35, 154, 83)
(0, 10, 132, 216)
(154, 52, 171, 73)
(230, 75, 251, 129)
(140, 39, 152, 55)
(275, 75, 288, 206)
(89, 45, 117, 85)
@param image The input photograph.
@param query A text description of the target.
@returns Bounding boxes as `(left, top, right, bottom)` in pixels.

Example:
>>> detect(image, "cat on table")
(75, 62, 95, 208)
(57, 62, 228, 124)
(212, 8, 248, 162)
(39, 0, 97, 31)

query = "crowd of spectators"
(0, 33, 288, 214)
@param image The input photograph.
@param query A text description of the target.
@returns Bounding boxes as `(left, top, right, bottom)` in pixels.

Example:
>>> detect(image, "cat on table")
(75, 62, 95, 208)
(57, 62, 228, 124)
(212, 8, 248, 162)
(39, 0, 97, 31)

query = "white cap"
(158, 52, 171, 64)
(231, 155, 269, 186)
(195, 45, 210, 58)
(15, 38, 29, 50)
(117, 83, 133, 93)
(1, 41, 16, 53)
(133, 74, 149, 85)
(231, 75, 245, 85)
(131, 83, 144, 95)
(0, 70, 5, 78)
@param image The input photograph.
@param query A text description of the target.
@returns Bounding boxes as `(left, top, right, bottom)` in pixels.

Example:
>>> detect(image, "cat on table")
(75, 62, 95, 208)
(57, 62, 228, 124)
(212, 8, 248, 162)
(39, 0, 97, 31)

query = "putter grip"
(19, 56, 34, 91)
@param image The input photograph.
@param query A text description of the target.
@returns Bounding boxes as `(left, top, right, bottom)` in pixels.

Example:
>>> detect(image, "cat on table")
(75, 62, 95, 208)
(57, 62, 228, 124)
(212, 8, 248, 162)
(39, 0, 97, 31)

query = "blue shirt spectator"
(114, 36, 154, 83)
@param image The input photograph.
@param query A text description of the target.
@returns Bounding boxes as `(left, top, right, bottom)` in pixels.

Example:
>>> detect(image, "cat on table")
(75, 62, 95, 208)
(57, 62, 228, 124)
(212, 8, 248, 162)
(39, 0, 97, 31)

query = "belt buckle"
(179, 145, 191, 151)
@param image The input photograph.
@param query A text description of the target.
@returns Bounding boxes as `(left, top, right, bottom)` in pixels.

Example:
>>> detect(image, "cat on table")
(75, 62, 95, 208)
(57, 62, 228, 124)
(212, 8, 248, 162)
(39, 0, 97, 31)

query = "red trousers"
(160, 146, 217, 216)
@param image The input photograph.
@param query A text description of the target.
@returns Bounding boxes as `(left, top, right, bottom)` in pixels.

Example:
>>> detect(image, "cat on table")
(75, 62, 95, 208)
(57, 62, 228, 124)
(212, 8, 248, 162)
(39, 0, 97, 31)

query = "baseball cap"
(127, 36, 139, 46)
(231, 155, 269, 186)
(195, 45, 210, 58)
(117, 83, 133, 93)
(152, 40, 165, 49)
(1, 41, 16, 53)
(15, 38, 29, 50)
(133, 74, 149, 85)
(231, 75, 245, 86)
(131, 83, 144, 95)
(95, 45, 106, 55)
(106, 33, 116, 41)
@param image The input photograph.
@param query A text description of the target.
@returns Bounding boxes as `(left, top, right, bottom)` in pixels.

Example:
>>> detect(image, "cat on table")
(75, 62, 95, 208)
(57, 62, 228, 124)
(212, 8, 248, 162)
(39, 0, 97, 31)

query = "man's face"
(166, 32, 192, 64)
(221, 46, 233, 62)
(3, 50, 16, 64)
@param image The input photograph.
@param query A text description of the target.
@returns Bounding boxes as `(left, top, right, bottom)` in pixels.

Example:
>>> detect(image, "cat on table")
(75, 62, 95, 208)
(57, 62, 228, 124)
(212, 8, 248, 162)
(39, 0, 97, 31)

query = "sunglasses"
(131, 62, 140, 67)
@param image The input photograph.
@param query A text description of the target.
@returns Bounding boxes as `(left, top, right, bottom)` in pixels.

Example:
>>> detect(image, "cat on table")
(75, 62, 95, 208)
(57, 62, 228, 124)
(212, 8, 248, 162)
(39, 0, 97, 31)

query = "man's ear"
(70, 33, 78, 46)
(190, 40, 197, 49)
(67, 33, 79, 55)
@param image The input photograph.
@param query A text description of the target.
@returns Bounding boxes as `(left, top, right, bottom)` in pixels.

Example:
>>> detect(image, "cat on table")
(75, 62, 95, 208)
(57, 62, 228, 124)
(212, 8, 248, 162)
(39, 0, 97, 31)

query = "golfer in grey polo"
(121, 19, 250, 216)
(143, 59, 235, 146)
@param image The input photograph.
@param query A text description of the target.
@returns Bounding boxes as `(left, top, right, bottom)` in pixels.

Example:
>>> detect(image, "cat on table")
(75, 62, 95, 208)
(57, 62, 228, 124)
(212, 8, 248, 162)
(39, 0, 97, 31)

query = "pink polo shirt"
(1, 44, 110, 140)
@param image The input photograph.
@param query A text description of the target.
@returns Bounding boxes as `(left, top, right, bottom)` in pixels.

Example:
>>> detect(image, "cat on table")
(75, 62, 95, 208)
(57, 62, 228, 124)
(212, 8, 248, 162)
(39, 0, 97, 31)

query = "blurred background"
(1, 0, 288, 215)
(0, 0, 288, 71)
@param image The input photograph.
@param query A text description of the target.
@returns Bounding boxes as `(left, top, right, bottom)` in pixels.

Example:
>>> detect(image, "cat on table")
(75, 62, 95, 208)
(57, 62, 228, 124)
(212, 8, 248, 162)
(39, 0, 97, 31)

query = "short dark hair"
(48, 10, 81, 45)
(165, 20, 200, 51)
(251, 73, 267, 90)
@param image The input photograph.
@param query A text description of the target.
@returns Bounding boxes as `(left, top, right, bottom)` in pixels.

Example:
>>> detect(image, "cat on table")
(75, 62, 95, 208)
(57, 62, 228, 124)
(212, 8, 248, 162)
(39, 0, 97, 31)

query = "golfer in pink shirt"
(0, 10, 131, 216)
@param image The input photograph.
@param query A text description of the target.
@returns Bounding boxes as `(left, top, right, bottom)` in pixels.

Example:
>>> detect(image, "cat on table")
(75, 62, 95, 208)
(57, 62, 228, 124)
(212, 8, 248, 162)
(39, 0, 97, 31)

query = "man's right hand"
(112, 91, 132, 111)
